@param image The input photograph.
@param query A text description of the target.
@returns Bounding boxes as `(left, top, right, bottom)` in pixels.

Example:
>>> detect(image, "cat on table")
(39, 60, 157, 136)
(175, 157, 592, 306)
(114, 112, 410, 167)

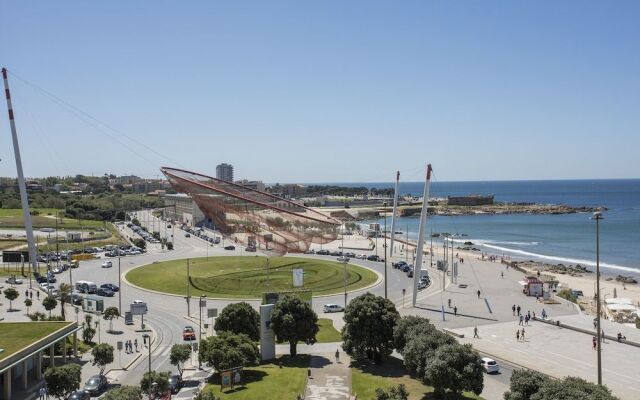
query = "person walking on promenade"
(519, 315, 523, 326)
(474, 326, 479, 338)
(335, 349, 340, 363)
(512, 304, 516, 316)
(30, 290, 33, 299)
(501, 272, 504, 278)
(448, 298, 451, 308)
(541, 309, 547, 319)
(37, 290, 40, 299)
(601, 329, 605, 343)
(593, 336, 597, 350)
(517, 305, 521, 316)
(516, 330, 520, 341)
(521, 328, 525, 341)
(477, 290, 481, 299)
(453, 306, 458, 316)
(134, 338, 139, 352)
(39, 386, 46, 399)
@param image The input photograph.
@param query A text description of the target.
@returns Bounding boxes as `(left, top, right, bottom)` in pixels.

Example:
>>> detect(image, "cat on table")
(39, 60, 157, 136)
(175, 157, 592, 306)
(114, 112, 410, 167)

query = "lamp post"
(342, 231, 347, 308)
(383, 201, 388, 299)
(143, 333, 152, 376)
(592, 211, 603, 386)
(199, 295, 206, 369)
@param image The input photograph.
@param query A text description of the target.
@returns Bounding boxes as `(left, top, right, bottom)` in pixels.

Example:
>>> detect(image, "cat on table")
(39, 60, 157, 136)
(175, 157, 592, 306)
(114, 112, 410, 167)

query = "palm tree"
(58, 283, 72, 321)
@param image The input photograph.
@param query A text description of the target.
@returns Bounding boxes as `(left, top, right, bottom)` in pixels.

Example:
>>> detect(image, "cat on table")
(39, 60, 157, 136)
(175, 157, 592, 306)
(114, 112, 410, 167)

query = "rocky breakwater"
(434, 203, 607, 216)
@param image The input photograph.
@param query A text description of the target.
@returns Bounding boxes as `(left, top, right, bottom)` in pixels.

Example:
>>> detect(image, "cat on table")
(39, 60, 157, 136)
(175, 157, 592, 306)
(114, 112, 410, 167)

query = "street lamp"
(592, 211, 604, 386)
(142, 333, 152, 377)
(199, 294, 206, 369)
(383, 201, 388, 299)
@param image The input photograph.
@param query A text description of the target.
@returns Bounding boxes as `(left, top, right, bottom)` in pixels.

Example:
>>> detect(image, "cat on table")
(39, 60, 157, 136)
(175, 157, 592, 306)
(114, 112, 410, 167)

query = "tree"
(170, 344, 192, 378)
(58, 283, 72, 320)
(3, 287, 19, 311)
(83, 314, 97, 344)
(103, 307, 120, 332)
(102, 386, 142, 400)
(194, 390, 220, 400)
(140, 371, 170, 399)
(44, 364, 81, 399)
(270, 294, 319, 357)
(402, 328, 455, 378)
(214, 302, 260, 341)
(199, 332, 259, 372)
(24, 298, 33, 314)
(504, 370, 550, 400)
(375, 384, 409, 400)
(133, 238, 146, 249)
(132, 217, 140, 226)
(342, 293, 400, 364)
(393, 316, 432, 354)
(43, 295, 58, 318)
(92, 343, 114, 375)
(530, 376, 618, 400)
(423, 343, 484, 398)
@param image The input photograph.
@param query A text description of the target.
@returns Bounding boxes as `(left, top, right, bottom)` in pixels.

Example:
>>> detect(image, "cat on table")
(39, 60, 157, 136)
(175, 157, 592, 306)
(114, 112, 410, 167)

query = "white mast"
(2, 68, 38, 273)
(389, 170, 400, 256)
(412, 164, 432, 307)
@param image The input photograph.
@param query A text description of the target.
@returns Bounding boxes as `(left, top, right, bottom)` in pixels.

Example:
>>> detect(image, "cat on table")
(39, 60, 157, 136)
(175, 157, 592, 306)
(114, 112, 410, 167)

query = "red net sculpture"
(161, 167, 340, 255)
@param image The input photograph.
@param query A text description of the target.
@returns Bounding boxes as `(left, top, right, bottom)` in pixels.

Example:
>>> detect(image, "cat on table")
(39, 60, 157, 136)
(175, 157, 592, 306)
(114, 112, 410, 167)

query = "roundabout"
(125, 256, 380, 299)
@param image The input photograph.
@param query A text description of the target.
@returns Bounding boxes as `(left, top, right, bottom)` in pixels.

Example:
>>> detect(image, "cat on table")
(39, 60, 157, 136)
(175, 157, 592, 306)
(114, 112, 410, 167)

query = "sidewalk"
(305, 352, 352, 400)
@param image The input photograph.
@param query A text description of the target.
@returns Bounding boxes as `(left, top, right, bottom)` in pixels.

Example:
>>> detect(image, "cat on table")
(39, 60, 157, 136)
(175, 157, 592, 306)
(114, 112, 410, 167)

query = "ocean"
(326, 180, 640, 276)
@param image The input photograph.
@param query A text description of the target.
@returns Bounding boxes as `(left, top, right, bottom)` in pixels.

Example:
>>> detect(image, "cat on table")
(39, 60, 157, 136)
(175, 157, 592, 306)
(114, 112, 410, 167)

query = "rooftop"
(0, 322, 73, 363)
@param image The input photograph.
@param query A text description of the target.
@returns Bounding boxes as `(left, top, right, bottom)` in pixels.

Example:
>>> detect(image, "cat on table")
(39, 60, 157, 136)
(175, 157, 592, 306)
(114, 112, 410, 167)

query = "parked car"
(418, 280, 428, 290)
(100, 283, 119, 292)
(303, 249, 315, 254)
(184, 233, 191, 238)
(367, 255, 381, 262)
(71, 293, 83, 305)
(336, 256, 350, 263)
(67, 390, 89, 400)
(183, 326, 196, 341)
(224, 245, 236, 251)
(323, 304, 345, 313)
(316, 249, 329, 255)
(329, 251, 342, 256)
(5, 276, 23, 284)
(97, 288, 114, 297)
(480, 357, 500, 374)
(344, 252, 356, 258)
(355, 253, 367, 259)
(168, 374, 184, 394)
(101, 261, 113, 268)
(83, 375, 108, 395)
(393, 261, 407, 269)
(245, 246, 256, 252)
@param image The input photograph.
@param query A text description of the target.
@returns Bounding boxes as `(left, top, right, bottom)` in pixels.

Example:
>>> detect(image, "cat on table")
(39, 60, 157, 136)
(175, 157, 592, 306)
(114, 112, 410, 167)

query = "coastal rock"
(616, 275, 638, 284)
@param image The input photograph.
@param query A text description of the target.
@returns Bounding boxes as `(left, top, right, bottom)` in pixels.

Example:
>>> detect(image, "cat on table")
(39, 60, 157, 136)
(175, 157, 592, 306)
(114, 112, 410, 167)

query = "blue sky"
(0, 1, 638, 183)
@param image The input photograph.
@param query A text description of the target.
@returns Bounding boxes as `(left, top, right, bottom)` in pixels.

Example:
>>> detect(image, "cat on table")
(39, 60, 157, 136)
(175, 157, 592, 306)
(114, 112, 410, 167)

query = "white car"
(5, 276, 23, 284)
(323, 304, 344, 313)
(52, 267, 63, 274)
(480, 357, 499, 374)
(101, 261, 113, 268)
(355, 254, 367, 259)
(336, 256, 350, 263)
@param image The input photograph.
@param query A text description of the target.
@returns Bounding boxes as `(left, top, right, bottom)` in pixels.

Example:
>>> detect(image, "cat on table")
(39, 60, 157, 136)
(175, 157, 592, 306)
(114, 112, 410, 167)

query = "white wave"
(478, 243, 639, 274)
(449, 238, 540, 246)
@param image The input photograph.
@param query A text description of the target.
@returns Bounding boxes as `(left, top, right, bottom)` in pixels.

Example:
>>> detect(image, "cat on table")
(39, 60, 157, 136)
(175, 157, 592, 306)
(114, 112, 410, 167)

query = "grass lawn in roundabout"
(201, 355, 309, 400)
(126, 256, 378, 299)
(351, 357, 484, 400)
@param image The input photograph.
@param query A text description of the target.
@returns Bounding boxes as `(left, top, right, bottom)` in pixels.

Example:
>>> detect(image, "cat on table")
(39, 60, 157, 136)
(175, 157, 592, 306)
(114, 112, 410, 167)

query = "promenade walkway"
(305, 352, 351, 400)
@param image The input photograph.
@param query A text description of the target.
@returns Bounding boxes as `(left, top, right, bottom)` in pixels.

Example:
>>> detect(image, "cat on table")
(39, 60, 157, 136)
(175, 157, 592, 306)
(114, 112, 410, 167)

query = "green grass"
(126, 256, 378, 299)
(0, 208, 105, 229)
(0, 240, 27, 250)
(202, 355, 309, 400)
(0, 264, 48, 277)
(0, 322, 73, 362)
(351, 357, 483, 400)
(317, 318, 342, 343)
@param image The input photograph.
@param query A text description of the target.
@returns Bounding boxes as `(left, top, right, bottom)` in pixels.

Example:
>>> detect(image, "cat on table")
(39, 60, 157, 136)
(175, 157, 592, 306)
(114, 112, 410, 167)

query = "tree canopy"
(3, 288, 19, 311)
(341, 293, 399, 364)
(270, 294, 319, 357)
(140, 371, 170, 398)
(393, 316, 432, 354)
(170, 343, 192, 378)
(423, 343, 484, 398)
(199, 332, 259, 372)
(91, 343, 114, 375)
(504, 370, 551, 400)
(102, 386, 142, 400)
(214, 302, 260, 341)
(375, 384, 409, 400)
(44, 364, 81, 399)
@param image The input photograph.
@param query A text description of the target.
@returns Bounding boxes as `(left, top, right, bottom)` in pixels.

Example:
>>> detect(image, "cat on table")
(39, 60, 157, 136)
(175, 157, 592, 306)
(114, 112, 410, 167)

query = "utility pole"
(343, 233, 347, 307)
(118, 256, 122, 314)
(383, 202, 388, 299)
(2, 68, 38, 273)
(186, 258, 191, 317)
(405, 224, 409, 264)
(389, 171, 400, 256)
(593, 212, 604, 385)
(412, 164, 433, 307)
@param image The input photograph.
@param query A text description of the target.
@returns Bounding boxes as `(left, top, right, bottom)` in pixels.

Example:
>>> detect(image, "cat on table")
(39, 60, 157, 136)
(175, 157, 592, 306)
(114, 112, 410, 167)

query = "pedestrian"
(448, 298, 451, 308)
(512, 304, 516, 316)
(128, 340, 132, 353)
(517, 305, 521, 316)
(524, 315, 529, 326)
(527, 310, 531, 319)
(335, 349, 340, 363)
(37, 291, 40, 299)
(592, 336, 597, 350)
(453, 306, 458, 316)
(30, 291, 33, 299)
(521, 328, 525, 341)
(501, 272, 504, 278)
(533, 311, 536, 319)
(134, 338, 139, 352)
(601, 329, 605, 343)
(542, 309, 547, 319)
(516, 330, 520, 341)
(519, 315, 523, 326)
(473, 326, 479, 338)
(477, 290, 481, 299)
(25, 289, 28, 297)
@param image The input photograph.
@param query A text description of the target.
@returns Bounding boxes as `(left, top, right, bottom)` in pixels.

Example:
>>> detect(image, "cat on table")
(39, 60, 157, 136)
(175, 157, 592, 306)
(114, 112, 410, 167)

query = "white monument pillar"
(412, 164, 432, 307)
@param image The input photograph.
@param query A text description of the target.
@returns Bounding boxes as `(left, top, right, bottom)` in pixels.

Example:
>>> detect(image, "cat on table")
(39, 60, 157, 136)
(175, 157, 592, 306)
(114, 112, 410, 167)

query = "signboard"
(2, 251, 29, 263)
(83, 297, 104, 313)
(199, 298, 207, 308)
(130, 303, 148, 316)
(125, 311, 133, 325)
(292, 269, 304, 287)
(207, 308, 218, 318)
(219, 367, 242, 389)
(117, 341, 123, 351)
(260, 304, 275, 361)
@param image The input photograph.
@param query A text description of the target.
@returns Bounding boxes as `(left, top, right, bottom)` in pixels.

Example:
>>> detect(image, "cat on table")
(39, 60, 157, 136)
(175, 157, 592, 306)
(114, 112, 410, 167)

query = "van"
(75, 280, 97, 294)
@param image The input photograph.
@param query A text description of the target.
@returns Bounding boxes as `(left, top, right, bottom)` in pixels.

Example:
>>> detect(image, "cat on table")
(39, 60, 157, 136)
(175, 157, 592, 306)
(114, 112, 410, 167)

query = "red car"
(183, 326, 196, 341)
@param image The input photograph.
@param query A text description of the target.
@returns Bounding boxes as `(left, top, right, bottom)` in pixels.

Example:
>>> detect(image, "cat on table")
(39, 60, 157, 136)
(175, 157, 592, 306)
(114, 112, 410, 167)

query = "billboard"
(292, 268, 304, 287)
(2, 251, 29, 263)
(131, 302, 148, 316)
